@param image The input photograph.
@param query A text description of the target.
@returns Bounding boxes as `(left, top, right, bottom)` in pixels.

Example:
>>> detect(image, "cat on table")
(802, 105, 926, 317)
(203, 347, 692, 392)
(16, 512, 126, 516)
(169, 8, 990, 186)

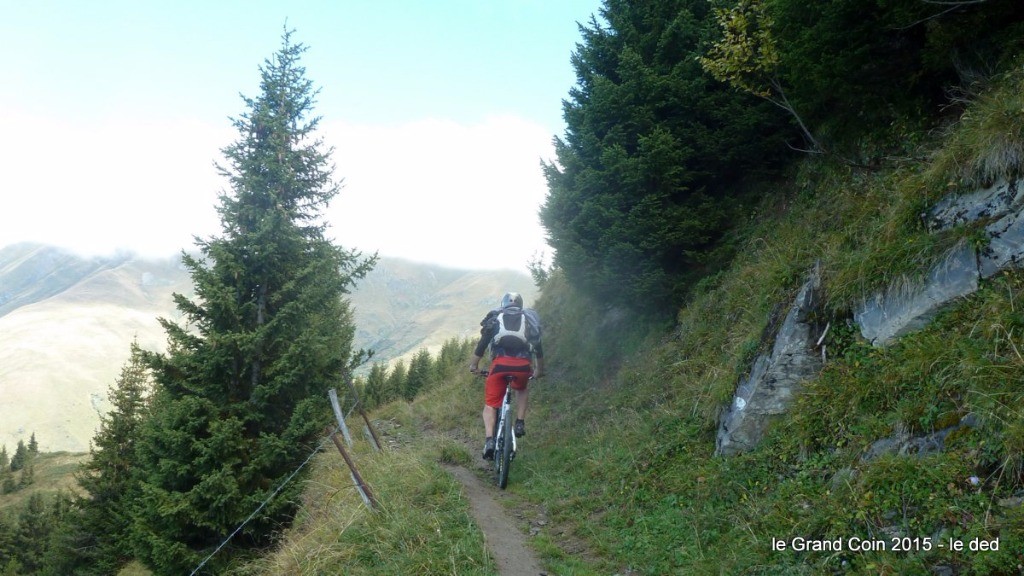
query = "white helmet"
(500, 292, 523, 308)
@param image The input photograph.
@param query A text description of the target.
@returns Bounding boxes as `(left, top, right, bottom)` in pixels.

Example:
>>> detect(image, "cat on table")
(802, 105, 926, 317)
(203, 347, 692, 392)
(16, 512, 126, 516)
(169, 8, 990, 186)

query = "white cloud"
(323, 115, 556, 271)
(0, 110, 227, 258)
(0, 110, 557, 272)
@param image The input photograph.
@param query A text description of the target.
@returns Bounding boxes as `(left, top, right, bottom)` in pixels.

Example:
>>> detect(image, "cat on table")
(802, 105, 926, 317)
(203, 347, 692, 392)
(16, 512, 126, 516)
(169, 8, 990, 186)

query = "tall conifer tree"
(540, 0, 791, 311)
(0, 446, 9, 493)
(131, 30, 374, 574)
(404, 348, 434, 400)
(0, 515, 14, 574)
(50, 343, 151, 575)
(384, 359, 407, 405)
(9, 441, 27, 472)
(14, 493, 51, 573)
(363, 362, 389, 409)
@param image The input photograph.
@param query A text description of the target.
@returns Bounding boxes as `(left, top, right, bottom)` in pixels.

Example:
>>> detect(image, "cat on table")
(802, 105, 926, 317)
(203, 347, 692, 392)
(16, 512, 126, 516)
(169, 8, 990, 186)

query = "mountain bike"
(479, 370, 525, 489)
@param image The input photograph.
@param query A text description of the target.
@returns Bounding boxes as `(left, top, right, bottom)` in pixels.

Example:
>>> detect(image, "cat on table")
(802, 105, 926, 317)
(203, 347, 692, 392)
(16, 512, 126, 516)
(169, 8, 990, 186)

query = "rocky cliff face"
(717, 179, 1024, 455)
(716, 264, 824, 456)
(857, 179, 1024, 346)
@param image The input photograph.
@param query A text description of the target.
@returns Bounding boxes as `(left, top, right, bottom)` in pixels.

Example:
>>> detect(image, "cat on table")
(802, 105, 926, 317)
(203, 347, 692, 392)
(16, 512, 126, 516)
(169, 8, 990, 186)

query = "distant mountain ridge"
(349, 257, 538, 365)
(0, 243, 536, 452)
(0, 244, 133, 317)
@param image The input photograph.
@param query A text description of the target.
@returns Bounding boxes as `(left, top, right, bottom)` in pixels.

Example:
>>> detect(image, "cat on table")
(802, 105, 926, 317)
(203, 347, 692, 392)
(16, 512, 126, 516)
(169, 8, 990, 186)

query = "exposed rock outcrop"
(716, 265, 824, 456)
(716, 180, 1024, 456)
(830, 414, 981, 489)
(926, 179, 1024, 231)
(857, 179, 1024, 346)
(854, 242, 978, 345)
(860, 414, 979, 462)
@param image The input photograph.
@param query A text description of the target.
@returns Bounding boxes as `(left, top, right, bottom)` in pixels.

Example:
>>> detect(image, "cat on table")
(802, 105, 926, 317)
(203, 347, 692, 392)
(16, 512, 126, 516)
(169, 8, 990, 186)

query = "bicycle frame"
(478, 370, 521, 489)
(493, 375, 517, 488)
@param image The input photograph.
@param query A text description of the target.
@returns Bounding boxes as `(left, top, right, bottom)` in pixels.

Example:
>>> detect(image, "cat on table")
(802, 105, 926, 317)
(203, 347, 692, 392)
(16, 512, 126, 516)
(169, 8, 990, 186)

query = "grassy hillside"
(0, 244, 131, 317)
(347, 258, 538, 368)
(233, 68, 1024, 575)
(0, 452, 89, 518)
(0, 250, 191, 453)
(497, 68, 1024, 575)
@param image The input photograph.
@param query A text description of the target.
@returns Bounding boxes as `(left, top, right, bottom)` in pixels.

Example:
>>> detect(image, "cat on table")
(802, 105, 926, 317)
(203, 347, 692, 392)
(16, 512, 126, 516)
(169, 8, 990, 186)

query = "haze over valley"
(0, 243, 535, 453)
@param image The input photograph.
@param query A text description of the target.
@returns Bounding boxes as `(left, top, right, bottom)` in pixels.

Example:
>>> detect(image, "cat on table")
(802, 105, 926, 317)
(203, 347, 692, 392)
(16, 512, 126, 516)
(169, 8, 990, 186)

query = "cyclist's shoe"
(482, 437, 495, 460)
(514, 419, 526, 438)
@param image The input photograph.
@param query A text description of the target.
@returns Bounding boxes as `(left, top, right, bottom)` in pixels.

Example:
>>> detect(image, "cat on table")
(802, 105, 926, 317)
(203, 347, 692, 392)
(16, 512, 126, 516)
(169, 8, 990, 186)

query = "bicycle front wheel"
(496, 409, 514, 489)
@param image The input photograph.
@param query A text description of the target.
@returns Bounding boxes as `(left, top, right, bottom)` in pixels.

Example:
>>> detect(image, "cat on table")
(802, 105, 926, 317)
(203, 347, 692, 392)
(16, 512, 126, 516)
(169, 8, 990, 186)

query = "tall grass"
(233, 397, 495, 575)
(925, 65, 1024, 189)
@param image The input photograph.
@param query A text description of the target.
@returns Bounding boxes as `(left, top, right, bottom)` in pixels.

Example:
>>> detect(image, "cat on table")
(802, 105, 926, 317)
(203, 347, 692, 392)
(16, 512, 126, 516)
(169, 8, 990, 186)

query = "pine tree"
(702, 0, 1024, 152)
(0, 446, 10, 495)
(13, 437, 37, 489)
(36, 491, 76, 576)
(404, 349, 434, 400)
(14, 493, 51, 573)
(0, 514, 14, 572)
(435, 338, 466, 378)
(131, 30, 374, 575)
(16, 461, 33, 488)
(0, 559, 20, 576)
(51, 343, 152, 575)
(363, 362, 389, 409)
(540, 0, 791, 312)
(9, 440, 27, 472)
(384, 359, 407, 405)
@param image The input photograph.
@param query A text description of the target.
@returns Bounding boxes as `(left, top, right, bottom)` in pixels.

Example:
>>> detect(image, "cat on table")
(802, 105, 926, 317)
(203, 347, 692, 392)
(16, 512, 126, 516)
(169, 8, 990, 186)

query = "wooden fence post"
(345, 379, 383, 452)
(328, 389, 355, 447)
(326, 428, 378, 510)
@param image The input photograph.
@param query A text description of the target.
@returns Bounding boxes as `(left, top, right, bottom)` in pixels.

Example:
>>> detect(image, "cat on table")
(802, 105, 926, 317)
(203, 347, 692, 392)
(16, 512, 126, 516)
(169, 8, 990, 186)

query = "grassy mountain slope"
(347, 258, 537, 367)
(0, 249, 190, 453)
(0, 244, 131, 318)
(0, 247, 534, 453)
(243, 70, 1024, 575)
(0, 452, 89, 517)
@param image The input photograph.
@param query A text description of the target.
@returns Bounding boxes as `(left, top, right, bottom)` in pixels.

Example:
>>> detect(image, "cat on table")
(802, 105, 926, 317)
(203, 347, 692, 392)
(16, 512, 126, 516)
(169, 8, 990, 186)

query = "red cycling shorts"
(485, 356, 532, 408)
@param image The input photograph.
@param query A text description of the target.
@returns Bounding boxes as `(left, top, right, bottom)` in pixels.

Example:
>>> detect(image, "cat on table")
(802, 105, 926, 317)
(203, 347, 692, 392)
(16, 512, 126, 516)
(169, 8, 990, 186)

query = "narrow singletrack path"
(445, 464, 547, 576)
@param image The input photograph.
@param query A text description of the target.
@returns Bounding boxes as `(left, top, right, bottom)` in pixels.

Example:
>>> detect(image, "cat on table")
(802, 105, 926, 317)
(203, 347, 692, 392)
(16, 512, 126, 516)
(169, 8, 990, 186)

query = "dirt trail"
(378, 418, 566, 575)
(445, 463, 547, 576)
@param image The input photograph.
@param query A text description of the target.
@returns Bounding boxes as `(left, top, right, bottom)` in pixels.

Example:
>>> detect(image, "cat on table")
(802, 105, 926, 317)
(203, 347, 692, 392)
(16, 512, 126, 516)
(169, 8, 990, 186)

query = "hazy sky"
(0, 1, 601, 271)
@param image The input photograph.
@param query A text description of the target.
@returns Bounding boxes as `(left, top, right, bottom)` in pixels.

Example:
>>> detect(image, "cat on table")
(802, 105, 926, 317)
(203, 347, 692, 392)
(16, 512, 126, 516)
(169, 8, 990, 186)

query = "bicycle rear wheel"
(496, 408, 514, 489)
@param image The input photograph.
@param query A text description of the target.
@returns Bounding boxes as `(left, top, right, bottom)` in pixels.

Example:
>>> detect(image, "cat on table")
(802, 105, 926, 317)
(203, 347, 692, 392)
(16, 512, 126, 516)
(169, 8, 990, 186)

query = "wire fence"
(187, 385, 383, 575)
(188, 426, 338, 576)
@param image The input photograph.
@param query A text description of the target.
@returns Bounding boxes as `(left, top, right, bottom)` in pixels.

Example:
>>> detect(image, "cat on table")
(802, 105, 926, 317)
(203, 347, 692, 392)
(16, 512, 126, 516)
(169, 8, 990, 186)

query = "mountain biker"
(468, 291, 545, 460)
